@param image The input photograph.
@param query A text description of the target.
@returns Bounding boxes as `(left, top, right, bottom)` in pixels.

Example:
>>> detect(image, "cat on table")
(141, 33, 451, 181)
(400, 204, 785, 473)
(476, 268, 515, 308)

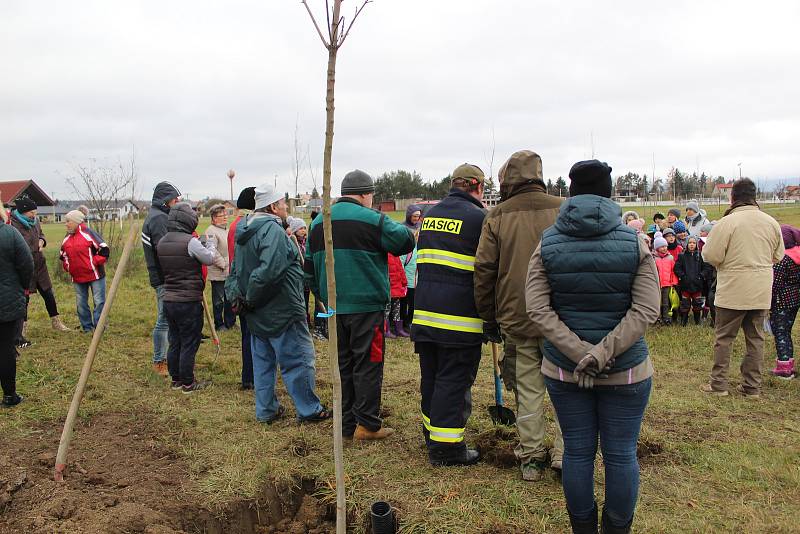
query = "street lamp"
(227, 169, 235, 201)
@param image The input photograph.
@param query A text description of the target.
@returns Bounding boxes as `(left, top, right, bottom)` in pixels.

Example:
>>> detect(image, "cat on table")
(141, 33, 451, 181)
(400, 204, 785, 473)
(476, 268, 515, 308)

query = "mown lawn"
(2, 204, 799, 533)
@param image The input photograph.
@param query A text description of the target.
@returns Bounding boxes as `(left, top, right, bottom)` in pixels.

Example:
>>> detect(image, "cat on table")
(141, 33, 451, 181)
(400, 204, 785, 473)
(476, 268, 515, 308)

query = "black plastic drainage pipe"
(370, 501, 397, 534)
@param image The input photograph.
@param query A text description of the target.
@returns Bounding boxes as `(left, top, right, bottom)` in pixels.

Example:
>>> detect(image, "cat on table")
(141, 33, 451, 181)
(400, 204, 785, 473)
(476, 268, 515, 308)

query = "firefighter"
(411, 163, 488, 466)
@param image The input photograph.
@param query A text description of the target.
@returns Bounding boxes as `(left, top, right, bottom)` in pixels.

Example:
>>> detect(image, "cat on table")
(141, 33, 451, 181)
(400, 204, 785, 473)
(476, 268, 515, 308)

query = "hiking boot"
(569, 503, 598, 534)
(153, 361, 169, 377)
(51, 316, 71, 332)
(1, 394, 24, 408)
(550, 458, 563, 471)
(771, 359, 796, 380)
(520, 459, 548, 482)
(735, 384, 760, 399)
(430, 448, 481, 467)
(353, 424, 395, 440)
(182, 380, 211, 394)
(700, 383, 729, 396)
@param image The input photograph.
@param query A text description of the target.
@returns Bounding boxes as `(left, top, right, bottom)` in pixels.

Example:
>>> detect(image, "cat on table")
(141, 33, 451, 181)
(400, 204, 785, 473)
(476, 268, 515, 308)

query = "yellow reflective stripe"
(421, 413, 465, 443)
(413, 310, 483, 333)
(417, 248, 475, 272)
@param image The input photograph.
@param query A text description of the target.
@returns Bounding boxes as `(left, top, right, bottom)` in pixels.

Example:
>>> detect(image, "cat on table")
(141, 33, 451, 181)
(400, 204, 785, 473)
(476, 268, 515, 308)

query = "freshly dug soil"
(0, 413, 334, 534)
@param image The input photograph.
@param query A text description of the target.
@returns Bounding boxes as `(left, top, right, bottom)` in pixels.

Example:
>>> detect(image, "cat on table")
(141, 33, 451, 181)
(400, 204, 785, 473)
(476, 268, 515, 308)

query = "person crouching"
(59, 210, 110, 333)
(156, 203, 216, 393)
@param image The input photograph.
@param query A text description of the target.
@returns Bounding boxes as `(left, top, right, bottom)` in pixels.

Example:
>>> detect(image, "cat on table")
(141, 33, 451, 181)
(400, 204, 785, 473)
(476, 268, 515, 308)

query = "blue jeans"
(152, 285, 169, 363)
(250, 320, 323, 422)
(73, 279, 106, 332)
(545, 376, 652, 528)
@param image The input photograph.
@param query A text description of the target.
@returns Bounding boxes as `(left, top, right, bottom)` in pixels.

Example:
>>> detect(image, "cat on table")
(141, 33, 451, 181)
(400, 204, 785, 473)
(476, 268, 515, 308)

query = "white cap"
(253, 184, 283, 211)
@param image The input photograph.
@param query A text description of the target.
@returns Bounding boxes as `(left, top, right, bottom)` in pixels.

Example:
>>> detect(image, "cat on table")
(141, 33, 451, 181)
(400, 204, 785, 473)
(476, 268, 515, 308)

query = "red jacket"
(228, 216, 242, 264)
(667, 244, 683, 262)
(60, 224, 110, 283)
(388, 254, 408, 298)
(654, 251, 678, 288)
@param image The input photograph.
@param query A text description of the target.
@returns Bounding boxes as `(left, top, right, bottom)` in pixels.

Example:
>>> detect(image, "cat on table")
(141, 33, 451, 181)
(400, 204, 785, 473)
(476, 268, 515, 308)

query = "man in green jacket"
(305, 170, 415, 440)
(227, 184, 329, 424)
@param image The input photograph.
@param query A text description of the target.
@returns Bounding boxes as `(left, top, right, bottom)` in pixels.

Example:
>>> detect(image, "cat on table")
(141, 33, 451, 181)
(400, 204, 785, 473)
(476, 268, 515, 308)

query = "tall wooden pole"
(323, 4, 345, 532)
(54, 219, 139, 481)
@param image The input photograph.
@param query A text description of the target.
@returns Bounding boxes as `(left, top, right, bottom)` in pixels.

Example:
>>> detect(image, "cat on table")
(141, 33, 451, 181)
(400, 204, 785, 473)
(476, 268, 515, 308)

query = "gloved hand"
(573, 354, 608, 389)
(230, 296, 252, 316)
(483, 322, 502, 344)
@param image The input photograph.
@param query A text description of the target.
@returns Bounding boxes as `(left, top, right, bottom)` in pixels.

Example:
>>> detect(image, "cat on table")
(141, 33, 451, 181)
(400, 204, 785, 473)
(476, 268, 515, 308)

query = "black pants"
(416, 342, 482, 460)
(240, 314, 254, 385)
(337, 311, 385, 436)
(0, 321, 18, 396)
(211, 281, 235, 329)
(399, 288, 415, 328)
(164, 301, 204, 385)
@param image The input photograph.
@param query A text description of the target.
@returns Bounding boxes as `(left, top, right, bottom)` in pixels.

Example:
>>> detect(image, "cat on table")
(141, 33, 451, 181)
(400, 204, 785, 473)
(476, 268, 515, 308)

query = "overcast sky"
(1, 0, 798, 202)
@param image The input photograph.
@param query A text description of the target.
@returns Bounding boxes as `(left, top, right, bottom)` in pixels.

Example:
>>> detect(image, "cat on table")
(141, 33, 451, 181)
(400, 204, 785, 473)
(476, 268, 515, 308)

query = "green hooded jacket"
(226, 213, 306, 338)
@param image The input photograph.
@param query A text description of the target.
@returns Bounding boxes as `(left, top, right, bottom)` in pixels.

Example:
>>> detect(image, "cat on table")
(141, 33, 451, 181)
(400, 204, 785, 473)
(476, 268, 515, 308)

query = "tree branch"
(325, 0, 332, 44)
(338, 0, 371, 47)
(301, 0, 330, 48)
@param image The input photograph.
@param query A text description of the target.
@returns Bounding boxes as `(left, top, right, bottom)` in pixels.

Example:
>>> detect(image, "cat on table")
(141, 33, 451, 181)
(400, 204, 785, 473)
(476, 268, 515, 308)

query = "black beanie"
(568, 160, 613, 198)
(14, 196, 37, 213)
(236, 187, 256, 210)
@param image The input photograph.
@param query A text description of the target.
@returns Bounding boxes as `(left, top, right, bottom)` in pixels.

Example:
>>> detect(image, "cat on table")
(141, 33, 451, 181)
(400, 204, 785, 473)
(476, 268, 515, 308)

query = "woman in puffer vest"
(526, 160, 660, 534)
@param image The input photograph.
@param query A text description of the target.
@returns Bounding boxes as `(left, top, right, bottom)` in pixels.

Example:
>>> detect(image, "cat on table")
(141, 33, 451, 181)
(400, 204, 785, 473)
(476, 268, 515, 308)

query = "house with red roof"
(0, 180, 54, 208)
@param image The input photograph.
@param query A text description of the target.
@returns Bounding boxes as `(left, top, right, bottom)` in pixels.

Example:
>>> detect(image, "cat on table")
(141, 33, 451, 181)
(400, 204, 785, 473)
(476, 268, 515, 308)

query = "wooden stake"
(54, 219, 139, 481)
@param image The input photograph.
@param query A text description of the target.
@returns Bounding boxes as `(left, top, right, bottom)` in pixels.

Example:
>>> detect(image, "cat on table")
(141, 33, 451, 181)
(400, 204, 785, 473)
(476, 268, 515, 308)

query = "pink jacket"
(654, 251, 678, 288)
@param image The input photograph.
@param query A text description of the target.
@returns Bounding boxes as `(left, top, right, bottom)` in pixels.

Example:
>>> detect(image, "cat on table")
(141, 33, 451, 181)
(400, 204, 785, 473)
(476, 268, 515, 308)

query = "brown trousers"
(711, 307, 767, 393)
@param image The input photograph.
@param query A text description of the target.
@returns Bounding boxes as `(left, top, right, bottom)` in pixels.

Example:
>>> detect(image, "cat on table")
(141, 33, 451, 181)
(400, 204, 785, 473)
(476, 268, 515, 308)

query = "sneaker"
(170, 380, 182, 391)
(771, 359, 796, 380)
(1, 394, 24, 408)
(735, 385, 760, 399)
(521, 459, 548, 482)
(153, 361, 169, 377)
(15, 337, 32, 349)
(700, 383, 729, 396)
(182, 380, 211, 394)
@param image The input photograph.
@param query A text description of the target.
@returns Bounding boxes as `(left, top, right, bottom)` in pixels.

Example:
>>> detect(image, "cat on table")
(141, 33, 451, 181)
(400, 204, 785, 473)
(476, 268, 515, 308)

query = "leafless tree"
(300, 1, 371, 532)
(292, 116, 308, 199)
(65, 150, 138, 253)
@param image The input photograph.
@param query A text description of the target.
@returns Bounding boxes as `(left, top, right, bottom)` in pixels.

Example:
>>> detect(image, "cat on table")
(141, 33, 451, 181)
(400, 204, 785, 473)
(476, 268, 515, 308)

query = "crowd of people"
(0, 155, 795, 534)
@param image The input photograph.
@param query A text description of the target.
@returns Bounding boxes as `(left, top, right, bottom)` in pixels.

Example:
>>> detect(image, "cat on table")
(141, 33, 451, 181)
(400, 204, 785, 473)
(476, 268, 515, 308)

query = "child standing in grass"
(674, 236, 709, 326)
(769, 225, 800, 379)
(663, 227, 683, 261)
(653, 234, 678, 325)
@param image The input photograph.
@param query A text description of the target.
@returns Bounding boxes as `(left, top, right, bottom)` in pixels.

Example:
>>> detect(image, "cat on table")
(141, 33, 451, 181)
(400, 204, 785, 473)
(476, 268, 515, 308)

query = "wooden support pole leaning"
(54, 218, 139, 482)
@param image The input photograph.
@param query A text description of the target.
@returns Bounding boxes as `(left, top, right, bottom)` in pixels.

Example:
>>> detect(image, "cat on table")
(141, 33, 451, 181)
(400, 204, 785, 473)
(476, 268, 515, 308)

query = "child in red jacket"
(60, 211, 110, 332)
(653, 234, 678, 325)
(385, 254, 408, 338)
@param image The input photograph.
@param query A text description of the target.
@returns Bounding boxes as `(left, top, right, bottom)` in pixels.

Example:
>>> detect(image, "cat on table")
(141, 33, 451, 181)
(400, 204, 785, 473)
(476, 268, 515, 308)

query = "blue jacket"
(539, 195, 649, 373)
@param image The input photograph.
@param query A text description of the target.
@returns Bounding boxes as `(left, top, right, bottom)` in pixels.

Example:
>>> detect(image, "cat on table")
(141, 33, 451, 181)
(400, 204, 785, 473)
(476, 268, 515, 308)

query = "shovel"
(201, 293, 221, 368)
(488, 343, 516, 426)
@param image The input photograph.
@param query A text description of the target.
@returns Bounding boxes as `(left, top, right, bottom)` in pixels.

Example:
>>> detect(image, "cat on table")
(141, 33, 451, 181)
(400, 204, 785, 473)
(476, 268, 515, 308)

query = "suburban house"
(714, 183, 734, 202)
(0, 180, 55, 211)
(784, 185, 800, 201)
(48, 199, 148, 222)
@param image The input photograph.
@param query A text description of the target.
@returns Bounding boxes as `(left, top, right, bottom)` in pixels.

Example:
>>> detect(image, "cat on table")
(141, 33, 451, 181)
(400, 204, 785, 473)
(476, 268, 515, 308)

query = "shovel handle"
(491, 343, 504, 405)
(201, 292, 219, 346)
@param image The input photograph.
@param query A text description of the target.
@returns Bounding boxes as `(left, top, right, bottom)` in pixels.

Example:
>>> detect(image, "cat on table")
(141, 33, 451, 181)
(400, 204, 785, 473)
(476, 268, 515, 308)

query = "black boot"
(693, 311, 701, 325)
(680, 313, 689, 327)
(568, 503, 598, 534)
(600, 509, 632, 534)
(1, 393, 24, 408)
(429, 448, 481, 467)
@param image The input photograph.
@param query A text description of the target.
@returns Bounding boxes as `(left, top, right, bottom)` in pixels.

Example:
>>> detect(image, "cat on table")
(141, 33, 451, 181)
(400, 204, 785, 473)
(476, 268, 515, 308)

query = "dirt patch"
(475, 427, 518, 469)
(0, 413, 334, 534)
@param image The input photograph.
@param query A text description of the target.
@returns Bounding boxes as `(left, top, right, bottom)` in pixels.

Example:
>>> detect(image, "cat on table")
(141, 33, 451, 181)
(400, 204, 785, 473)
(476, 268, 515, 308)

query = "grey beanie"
(287, 216, 307, 234)
(686, 200, 700, 213)
(340, 170, 375, 195)
(662, 227, 675, 236)
(668, 208, 681, 218)
(700, 223, 714, 234)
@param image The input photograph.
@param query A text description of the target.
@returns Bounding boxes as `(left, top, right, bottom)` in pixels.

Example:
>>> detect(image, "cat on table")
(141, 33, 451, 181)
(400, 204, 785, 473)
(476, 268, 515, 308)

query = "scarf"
(12, 210, 35, 229)
(667, 239, 679, 251)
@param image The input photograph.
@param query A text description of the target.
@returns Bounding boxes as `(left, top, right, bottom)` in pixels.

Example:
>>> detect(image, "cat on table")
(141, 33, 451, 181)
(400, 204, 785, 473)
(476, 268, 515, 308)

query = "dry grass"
(2, 206, 799, 533)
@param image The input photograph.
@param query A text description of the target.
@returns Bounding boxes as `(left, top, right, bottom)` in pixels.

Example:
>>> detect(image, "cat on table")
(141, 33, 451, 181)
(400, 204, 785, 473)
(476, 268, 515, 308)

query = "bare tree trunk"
(322, 5, 345, 534)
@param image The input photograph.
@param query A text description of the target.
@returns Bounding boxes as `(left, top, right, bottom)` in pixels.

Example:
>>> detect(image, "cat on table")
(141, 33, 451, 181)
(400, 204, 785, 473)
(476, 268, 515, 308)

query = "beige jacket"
(701, 206, 783, 310)
(526, 237, 660, 386)
(204, 224, 230, 281)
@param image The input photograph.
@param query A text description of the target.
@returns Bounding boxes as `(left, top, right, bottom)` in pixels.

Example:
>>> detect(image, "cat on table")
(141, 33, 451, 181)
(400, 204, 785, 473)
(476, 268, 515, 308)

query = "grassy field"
(2, 205, 799, 533)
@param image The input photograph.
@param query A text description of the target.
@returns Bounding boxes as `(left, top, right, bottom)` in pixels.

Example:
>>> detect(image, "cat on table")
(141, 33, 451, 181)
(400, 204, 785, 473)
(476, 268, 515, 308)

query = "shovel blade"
(488, 404, 516, 426)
